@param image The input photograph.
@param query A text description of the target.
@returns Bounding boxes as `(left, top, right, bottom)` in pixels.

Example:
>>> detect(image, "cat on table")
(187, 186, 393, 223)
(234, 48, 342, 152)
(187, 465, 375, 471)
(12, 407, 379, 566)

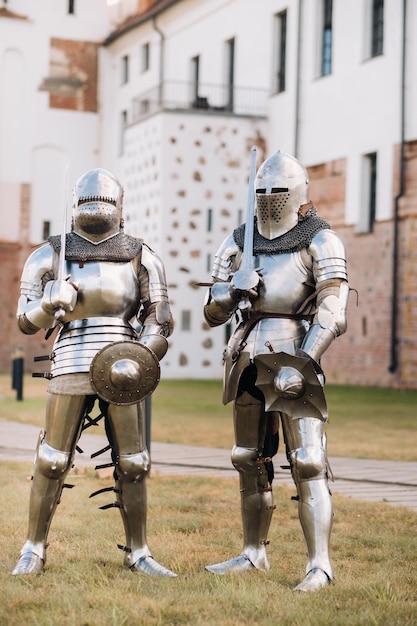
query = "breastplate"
(229, 251, 314, 360)
(63, 259, 140, 321)
(51, 259, 141, 377)
(252, 251, 313, 315)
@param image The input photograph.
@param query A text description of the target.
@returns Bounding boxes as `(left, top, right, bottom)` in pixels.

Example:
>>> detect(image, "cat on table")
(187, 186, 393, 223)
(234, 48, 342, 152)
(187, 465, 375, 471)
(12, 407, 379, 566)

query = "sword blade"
(58, 202, 67, 281)
(241, 145, 257, 271)
(54, 161, 71, 321)
(58, 160, 70, 281)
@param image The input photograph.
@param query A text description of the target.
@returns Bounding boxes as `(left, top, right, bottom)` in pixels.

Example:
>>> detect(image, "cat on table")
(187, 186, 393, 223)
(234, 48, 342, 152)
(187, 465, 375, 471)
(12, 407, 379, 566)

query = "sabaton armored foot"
(12, 552, 44, 576)
(128, 555, 177, 577)
(205, 554, 257, 575)
(293, 568, 331, 592)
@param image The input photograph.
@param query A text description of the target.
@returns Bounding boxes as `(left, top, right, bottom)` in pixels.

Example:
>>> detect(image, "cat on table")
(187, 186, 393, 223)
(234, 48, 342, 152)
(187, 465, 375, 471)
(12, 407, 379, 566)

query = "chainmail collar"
(233, 214, 331, 255)
(48, 231, 142, 262)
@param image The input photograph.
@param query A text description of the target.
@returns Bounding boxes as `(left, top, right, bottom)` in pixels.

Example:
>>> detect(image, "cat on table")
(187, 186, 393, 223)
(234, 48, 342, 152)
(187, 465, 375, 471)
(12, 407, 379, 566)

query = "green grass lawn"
(1, 375, 416, 461)
(1, 463, 416, 626)
(0, 377, 416, 625)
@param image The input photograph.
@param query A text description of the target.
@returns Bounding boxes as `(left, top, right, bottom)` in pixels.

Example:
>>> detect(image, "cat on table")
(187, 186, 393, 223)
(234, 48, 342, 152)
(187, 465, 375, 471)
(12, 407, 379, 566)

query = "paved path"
(1, 418, 416, 513)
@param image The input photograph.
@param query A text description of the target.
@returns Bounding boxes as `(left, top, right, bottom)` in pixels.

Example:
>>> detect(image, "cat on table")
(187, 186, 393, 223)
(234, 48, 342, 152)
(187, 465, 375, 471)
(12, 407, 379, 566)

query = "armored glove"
(41, 279, 78, 318)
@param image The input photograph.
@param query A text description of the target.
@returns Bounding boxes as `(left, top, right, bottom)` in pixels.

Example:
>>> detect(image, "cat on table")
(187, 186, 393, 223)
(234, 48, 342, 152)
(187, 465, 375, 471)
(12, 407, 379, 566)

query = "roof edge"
(104, 0, 182, 46)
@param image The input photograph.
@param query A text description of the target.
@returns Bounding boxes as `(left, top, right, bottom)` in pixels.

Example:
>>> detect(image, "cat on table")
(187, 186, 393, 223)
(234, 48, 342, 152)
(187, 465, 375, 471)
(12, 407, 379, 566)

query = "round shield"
(90, 341, 160, 405)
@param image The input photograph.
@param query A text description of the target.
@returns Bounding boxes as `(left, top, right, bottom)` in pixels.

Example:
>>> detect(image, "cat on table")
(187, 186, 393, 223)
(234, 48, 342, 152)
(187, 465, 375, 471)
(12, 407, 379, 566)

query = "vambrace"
(17, 244, 56, 333)
(301, 280, 349, 362)
(18, 295, 56, 333)
(138, 323, 169, 360)
(203, 282, 237, 327)
(138, 299, 173, 360)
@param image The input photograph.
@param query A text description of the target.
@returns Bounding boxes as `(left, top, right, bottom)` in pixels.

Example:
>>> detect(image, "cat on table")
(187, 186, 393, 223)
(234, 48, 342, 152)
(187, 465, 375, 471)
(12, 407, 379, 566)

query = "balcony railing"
(131, 80, 269, 124)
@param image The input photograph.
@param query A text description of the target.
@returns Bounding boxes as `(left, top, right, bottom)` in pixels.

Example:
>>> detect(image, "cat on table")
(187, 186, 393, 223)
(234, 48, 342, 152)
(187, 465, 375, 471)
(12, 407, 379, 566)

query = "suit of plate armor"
(13, 168, 176, 577)
(203, 151, 348, 591)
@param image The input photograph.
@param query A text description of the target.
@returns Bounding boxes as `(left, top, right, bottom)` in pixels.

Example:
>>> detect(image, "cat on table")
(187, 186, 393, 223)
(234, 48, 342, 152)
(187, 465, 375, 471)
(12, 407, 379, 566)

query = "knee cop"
(289, 444, 327, 484)
(35, 432, 72, 480)
(117, 450, 151, 482)
(232, 445, 270, 492)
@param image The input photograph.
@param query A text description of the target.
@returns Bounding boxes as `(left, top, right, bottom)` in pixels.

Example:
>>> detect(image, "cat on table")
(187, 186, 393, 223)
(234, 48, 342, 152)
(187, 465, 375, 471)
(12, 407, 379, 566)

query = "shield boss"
(90, 340, 160, 405)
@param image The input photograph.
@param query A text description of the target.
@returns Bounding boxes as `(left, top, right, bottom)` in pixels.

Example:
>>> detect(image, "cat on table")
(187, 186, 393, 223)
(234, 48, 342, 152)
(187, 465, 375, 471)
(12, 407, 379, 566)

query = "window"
(357, 152, 377, 234)
(68, 0, 75, 14)
(206, 253, 212, 273)
(141, 42, 150, 72)
(321, 0, 333, 76)
(120, 110, 127, 155)
(371, 0, 384, 57)
(181, 310, 191, 331)
(225, 38, 235, 111)
(190, 55, 209, 108)
(139, 99, 150, 116)
(367, 152, 377, 229)
(42, 221, 51, 240)
(274, 11, 287, 93)
(121, 55, 129, 84)
(207, 208, 212, 232)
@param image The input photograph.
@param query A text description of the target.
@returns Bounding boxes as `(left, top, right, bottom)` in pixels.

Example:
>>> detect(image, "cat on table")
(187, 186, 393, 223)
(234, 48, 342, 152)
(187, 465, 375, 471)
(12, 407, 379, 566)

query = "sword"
(55, 163, 71, 321)
(232, 145, 259, 312)
(44, 162, 72, 338)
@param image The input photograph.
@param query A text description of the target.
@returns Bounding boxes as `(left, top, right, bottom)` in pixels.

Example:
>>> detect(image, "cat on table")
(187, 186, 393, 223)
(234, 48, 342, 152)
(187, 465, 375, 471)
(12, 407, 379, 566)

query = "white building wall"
(0, 0, 111, 243)
(268, 0, 406, 227)
(121, 108, 266, 378)
(1, 0, 416, 381)
(86, 0, 417, 379)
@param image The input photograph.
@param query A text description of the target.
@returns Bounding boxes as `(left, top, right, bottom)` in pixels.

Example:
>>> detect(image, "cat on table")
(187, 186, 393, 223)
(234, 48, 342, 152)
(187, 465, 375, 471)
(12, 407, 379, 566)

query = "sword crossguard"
(231, 268, 260, 293)
(231, 268, 261, 312)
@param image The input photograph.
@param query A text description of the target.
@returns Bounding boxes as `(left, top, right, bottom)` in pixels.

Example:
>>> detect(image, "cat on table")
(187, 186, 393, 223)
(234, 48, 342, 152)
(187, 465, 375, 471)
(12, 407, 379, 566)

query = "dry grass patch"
(1, 462, 416, 626)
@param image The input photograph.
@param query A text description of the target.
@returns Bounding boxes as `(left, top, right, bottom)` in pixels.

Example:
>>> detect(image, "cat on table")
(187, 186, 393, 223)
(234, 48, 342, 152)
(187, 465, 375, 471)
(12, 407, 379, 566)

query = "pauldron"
(233, 214, 330, 255)
(48, 232, 142, 263)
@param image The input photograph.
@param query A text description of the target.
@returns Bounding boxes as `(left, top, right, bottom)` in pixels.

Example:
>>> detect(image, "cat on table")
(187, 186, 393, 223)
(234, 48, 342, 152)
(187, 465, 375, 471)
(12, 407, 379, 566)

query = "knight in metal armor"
(203, 149, 348, 591)
(13, 168, 177, 577)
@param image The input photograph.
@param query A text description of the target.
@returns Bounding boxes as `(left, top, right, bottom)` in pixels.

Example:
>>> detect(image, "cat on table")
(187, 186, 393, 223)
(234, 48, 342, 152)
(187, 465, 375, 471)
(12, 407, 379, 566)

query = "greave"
(12, 469, 68, 575)
(240, 471, 274, 570)
(115, 476, 177, 576)
(115, 478, 150, 567)
(297, 477, 333, 579)
(232, 391, 274, 571)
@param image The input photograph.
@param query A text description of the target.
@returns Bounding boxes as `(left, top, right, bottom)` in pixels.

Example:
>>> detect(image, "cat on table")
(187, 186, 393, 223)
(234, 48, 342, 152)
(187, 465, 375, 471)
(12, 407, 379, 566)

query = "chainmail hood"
(48, 231, 142, 263)
(233, 213, 331, 255)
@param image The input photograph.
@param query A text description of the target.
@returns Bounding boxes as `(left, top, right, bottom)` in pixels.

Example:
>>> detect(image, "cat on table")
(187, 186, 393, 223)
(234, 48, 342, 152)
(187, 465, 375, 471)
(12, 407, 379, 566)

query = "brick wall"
(47, 38, 99, 113)
(1, 150, 416, 388)
(308, 156, 400, 387)
(0, 240, 52, 377)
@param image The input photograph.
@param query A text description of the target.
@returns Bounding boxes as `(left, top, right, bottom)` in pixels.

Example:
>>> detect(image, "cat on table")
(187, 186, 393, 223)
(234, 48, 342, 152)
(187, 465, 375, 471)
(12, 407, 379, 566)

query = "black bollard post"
(145, 396, 151, 453)
(11, 347, 24, 401)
